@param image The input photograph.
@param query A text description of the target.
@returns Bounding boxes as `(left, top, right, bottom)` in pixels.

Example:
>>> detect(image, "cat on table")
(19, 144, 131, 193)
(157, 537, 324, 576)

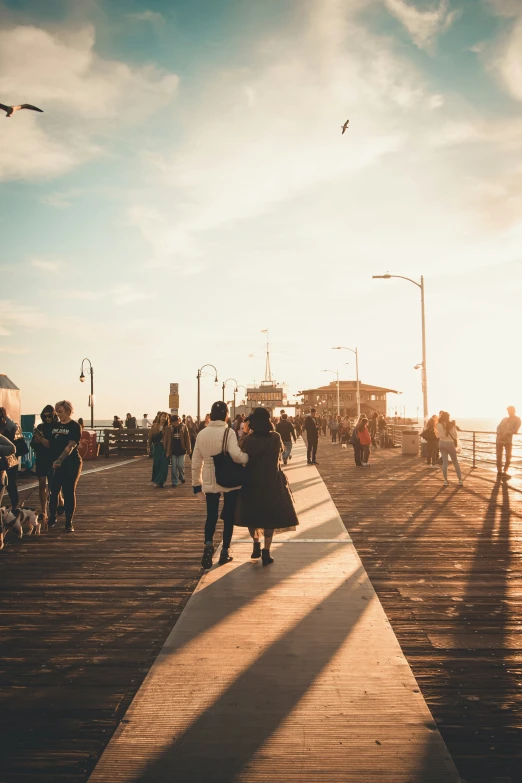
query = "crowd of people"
(1, 400, 520, 557)
(421, 406, 521, 485)
(1, 401, 83, 548)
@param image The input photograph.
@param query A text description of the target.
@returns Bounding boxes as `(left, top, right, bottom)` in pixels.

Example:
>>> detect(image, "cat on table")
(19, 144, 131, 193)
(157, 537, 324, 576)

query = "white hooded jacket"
(192, 420, 249, 493)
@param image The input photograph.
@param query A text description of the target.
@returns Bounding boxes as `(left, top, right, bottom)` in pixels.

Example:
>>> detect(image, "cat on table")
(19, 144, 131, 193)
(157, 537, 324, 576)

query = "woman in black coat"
(236, 407, 299, 565)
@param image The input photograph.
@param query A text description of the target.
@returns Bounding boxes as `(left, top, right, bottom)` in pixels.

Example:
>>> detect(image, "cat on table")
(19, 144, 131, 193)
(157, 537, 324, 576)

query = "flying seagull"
(341, 119, 349, 134)
(0, 103, 44, 118)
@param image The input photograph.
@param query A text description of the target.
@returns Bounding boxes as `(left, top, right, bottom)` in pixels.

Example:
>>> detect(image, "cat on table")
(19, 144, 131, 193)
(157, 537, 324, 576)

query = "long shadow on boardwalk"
(133, 566, 370, 783)
(318, 444, 522, 783)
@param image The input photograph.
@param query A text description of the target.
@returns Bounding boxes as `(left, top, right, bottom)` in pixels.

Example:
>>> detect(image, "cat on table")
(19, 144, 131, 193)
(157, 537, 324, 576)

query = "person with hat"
(236, 407, 299, 565)
(192, 401, 249, 569)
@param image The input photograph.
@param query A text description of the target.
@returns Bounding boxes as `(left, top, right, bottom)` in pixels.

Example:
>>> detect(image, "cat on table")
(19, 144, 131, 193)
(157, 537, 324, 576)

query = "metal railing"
(386, 425, 522, 474)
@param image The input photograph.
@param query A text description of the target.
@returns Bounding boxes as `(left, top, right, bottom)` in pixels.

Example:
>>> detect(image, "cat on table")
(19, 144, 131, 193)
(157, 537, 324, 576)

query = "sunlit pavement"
(88, 440, 461, 783)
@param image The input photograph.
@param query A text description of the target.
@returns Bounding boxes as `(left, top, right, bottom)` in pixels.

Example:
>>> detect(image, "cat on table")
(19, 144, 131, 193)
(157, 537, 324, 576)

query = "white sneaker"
(443, 480, 449, 486)
(457, 480, 464, 486)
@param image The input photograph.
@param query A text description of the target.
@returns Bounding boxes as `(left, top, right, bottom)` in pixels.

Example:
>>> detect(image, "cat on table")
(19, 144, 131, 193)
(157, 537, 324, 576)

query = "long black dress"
(235, 431, 299, 530)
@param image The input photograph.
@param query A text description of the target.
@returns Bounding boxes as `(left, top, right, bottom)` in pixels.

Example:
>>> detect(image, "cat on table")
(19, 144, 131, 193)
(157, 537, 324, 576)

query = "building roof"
(298, 381, 399, 394)
(0, 374, 19, 390)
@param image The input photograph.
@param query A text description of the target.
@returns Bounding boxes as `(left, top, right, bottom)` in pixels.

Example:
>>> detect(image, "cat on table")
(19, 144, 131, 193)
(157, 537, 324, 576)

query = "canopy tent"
(0, 374, 20, 424)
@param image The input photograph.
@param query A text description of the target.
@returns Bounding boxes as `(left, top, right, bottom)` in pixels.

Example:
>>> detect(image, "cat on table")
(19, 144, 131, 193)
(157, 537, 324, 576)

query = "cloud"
(112, 285, 155, 306)
(130, 0, 445, 269)
(0, 23, 179, 181)
(41, 188, 83, 209)
(0, 299, 45, 336)
(127, 10, 164, 24)
(486, 0, 521, 17)
(30, 258, 63, 273)
(492, 12, 522, 100)
(0, 345, 30, 355)
(383, 0, 460, 51)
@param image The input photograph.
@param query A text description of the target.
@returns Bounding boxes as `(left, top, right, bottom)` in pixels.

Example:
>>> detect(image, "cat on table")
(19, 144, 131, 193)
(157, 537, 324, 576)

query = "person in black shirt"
(31, 405, 64, 524)
(303, 408, 320, 465)
(275, 414, 296, 465)
(48, 400, 82, 532)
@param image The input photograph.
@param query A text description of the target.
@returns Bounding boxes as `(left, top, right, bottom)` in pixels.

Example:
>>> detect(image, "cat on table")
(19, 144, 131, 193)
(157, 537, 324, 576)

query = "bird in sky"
(341, 119, 349, 134)
(0, 103, 44, 118)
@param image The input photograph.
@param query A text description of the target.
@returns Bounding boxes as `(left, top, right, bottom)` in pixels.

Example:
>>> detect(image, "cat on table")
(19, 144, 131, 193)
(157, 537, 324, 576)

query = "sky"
(1, 0, 521, 421)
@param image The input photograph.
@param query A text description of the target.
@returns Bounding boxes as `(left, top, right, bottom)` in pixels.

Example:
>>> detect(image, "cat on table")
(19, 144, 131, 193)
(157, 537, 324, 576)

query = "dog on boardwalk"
(1, 507, 42, 544)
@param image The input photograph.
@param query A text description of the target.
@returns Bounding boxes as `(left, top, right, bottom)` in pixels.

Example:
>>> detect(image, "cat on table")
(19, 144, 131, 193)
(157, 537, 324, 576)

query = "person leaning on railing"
(496, 406, 521, 479)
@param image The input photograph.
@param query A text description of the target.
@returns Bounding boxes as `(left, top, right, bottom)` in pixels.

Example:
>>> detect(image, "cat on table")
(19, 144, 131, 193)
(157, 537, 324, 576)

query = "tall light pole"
(332, 346, 360, 418)
(197, 364, 218, 425)
(372, 273, 428, 421)
(222, 377, 239, 419)
(322, 370, 339, 416)
(79, 358, 94, 429)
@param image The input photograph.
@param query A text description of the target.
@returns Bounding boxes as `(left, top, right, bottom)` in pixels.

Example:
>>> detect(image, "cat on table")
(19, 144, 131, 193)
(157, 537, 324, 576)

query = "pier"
(1, 442, 521, 782)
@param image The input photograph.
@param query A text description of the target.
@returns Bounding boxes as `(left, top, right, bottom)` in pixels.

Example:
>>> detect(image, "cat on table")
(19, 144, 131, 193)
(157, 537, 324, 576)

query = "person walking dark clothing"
(303, 409, 319, 465)
(369, 412, 379, 448)
(31, 405, 62, 522)
(148, 413, 170, 487)
(0, 407, 21, 509)
(0, 432, 17, 511)
(48, 401, 82, 532)
(496, 406, 521, 478)
(163, 416, 192, 486)
(236, 407, 299, 565)
(275, 414, 296, 465)
(421, 415, 440, 468)
(192, 401, 249, 568)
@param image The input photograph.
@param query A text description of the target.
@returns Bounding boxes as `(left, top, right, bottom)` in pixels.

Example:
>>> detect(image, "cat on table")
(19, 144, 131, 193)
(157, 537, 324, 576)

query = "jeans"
(427, 441, 439, 465)
(171, 454, 185, 485)
(49, 459, 82, 525)
(496, 442, 512, 472)
(307, 438, 318, 462)
(353, 442, 362, 466)
(361, 445, 370, 464)
(204, 490, 238, 550)
(331, 430, 338, 443)
(282, 441, 292, 463)
(440, 443, 462, 481)
(1, 465, 19, 508)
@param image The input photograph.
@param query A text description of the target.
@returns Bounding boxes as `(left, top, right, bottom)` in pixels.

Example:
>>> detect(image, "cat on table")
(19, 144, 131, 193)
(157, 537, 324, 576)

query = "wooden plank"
(88, 442, 459, 783)
(316, 438, 522, 783)
(0, 457, 207, 783)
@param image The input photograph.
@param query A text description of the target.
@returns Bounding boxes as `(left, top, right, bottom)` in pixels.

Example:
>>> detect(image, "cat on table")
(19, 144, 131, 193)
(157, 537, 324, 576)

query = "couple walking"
(192, 402, 299, 569)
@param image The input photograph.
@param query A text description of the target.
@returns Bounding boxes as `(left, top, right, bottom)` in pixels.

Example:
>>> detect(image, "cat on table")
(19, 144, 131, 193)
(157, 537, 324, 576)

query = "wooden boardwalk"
(88, 441, 459, 783)
(316, 437, 522, 783)
(0, 456, 208, 783)
(1, 440, 521, 782)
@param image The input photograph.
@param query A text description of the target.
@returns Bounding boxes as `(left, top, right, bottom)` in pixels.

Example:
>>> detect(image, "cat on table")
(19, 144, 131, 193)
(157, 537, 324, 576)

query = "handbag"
(15, 437, 29, 457)
(212, 428, 245, 488)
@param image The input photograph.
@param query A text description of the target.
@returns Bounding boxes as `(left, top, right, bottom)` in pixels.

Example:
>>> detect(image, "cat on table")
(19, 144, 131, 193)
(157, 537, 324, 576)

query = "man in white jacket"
(192, 401, 249, 569)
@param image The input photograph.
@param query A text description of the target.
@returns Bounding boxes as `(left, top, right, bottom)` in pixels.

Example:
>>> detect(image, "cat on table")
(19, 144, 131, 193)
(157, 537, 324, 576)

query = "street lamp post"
(332, 346, 360, 418)
(372, 273, 428, 421)
(322, 370, 340, 416)
(79, 358, 94, 429)
(197, 364, 218, 425)
(222, 378, 239, 419)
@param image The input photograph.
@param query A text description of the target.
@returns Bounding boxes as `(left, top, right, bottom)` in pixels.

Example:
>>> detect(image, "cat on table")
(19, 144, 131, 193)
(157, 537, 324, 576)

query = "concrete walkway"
(88, 440, 461, 783)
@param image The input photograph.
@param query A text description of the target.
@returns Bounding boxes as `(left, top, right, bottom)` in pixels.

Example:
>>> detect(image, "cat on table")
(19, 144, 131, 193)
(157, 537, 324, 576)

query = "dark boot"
(218, 548, 233, 565)
(261, 548, 274, 566)
(251, 541, 261, 560)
